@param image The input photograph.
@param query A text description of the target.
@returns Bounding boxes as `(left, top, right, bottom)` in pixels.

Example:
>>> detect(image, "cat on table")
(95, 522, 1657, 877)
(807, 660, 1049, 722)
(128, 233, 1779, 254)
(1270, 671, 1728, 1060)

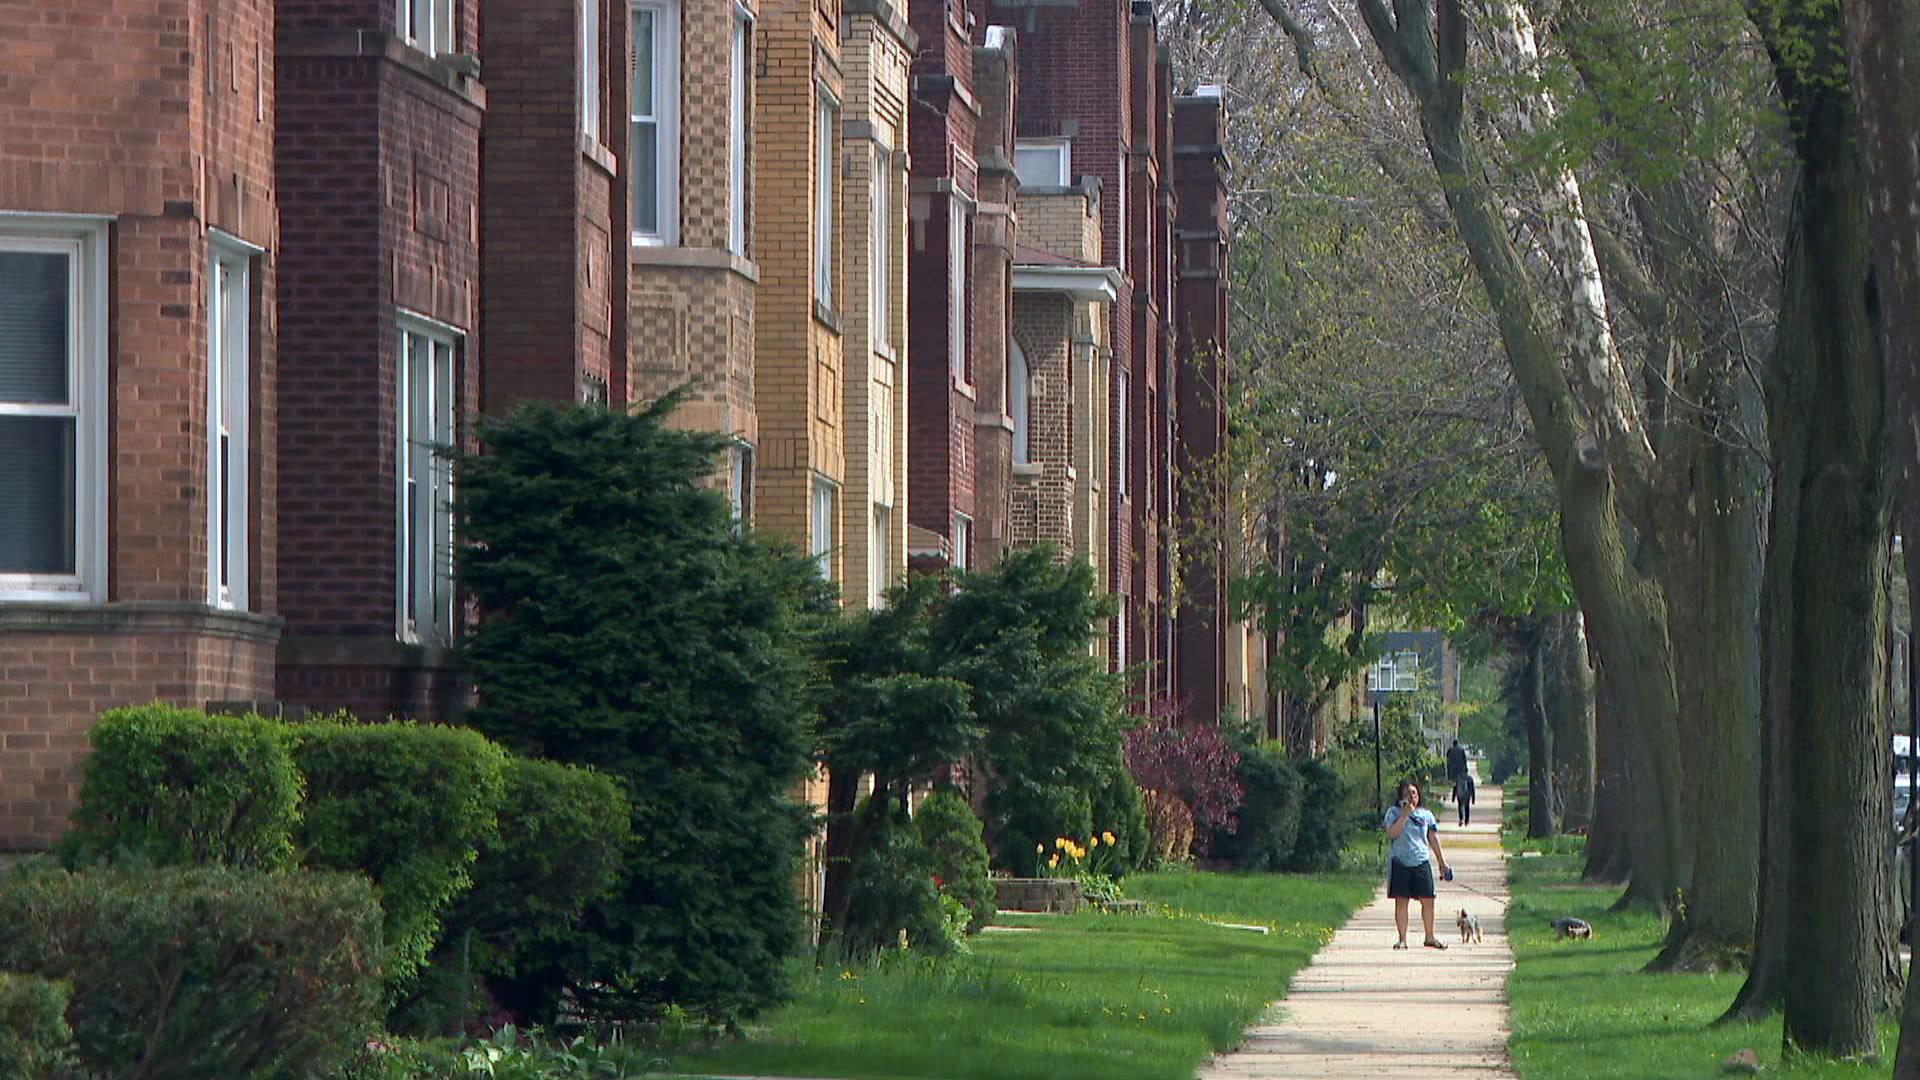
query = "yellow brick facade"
(838, 3, 914, 609)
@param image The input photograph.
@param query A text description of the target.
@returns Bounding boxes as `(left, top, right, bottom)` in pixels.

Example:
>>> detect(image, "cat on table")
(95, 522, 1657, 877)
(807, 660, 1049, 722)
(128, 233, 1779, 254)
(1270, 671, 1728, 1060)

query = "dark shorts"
(1388, 859, 1436, 899)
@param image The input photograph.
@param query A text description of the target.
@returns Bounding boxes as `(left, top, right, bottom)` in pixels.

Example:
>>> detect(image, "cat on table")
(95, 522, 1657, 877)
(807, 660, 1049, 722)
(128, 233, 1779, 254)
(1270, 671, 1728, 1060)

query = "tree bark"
(1583, 657, 1632, 883)
(1769, 51, 1903, 1051)
(1521, 623, 1556, 838)
(1843, 0, 1920, 1070)
(1549, 613, 1597, 831)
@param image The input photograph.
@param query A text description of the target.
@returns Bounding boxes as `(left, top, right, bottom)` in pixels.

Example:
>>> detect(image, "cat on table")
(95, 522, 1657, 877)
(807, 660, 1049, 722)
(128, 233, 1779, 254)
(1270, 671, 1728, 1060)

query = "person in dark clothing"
(1446, 740, 1468, 784)
(1453, 771, 1476, 826)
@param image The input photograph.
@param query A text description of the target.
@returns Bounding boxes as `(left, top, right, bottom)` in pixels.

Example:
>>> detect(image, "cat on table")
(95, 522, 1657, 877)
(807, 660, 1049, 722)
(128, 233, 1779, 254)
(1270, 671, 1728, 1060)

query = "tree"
(452, 399, 831, 1025)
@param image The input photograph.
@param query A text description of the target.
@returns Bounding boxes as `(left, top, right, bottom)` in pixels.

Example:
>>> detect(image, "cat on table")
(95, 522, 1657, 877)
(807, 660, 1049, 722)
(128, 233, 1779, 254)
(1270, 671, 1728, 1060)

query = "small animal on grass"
(1551, 917, 1593, 940)
(1456, 909, 1482, 944)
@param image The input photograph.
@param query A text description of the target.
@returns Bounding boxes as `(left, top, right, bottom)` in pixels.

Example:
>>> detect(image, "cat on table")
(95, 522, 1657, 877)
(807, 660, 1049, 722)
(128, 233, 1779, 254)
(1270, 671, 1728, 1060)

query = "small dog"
(1456, 909, 1482, 944)
(1551, 917, 1594, 940)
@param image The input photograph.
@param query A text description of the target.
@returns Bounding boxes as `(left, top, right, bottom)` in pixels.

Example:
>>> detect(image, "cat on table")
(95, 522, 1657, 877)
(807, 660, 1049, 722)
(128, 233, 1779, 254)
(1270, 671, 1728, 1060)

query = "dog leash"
(1445, 873, 1511, 909)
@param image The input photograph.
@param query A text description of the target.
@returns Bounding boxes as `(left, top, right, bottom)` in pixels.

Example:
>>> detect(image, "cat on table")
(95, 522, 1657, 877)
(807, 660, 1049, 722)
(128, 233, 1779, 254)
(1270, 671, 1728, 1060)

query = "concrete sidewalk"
(1197, 782, 1516, 1079)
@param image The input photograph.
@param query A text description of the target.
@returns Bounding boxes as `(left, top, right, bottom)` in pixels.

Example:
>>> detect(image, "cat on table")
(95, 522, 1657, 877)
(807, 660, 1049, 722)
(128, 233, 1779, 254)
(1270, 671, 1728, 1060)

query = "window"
(810, 478, 836, 578)
(398, 319, 457, 645)
(728, 442, 753, 524)
(630, 2, 679, 245)
(948, 198, 967, 381)
(814, 91, 838, 307)
(0, 226, 104, 601)
(951, 513, 972, 571)
(208, 240, 252, 610)
(400, 0, 454, 56)
(870, 145, 890, 349)
(582, 0, 599, 136)
(728, 7, 751, 255)
(870, 503, 890, 608)
(1115, 597, 1128, 671)
(1115, 365, 1129, 497)
(1013, 138, 1070, 187)
(1395, 651, 1419, 691)
(1117, 157, 1128, 273)
(1009, 338, 1030, 464)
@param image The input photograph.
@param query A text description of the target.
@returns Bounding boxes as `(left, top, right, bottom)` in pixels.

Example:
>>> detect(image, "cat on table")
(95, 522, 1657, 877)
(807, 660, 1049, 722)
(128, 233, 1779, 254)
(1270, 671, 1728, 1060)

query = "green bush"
(1288, 759, 1353, 871)
(290, 720, 509, 989)
(1089, 765, 1152, 875)
(454, 400, 825, 1025)
(839, 802, 953, 959)
(0, 972, 75, 1080)
(1214, 740, 1303, 871)
(913, 788, 995, 932)
(0, 865, 382, 1079)
(62, 704, 302, 871)
(427, 756, 629, 1025)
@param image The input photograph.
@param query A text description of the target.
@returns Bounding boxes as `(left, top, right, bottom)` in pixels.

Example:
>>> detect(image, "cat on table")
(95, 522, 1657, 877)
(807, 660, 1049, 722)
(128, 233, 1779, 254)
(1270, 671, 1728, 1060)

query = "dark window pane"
(0, 416, 76, 574)
(0, 252, 69, 404)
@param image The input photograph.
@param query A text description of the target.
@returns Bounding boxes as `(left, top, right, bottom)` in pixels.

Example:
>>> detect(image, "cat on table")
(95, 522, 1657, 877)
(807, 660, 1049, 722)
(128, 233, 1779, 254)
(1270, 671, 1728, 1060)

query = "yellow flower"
(1103, 831, 1117, 846)
(1089, 835, 1100, 849)
(1048, 854, 1060, 869)
(1037, 843, 1046, 855)
(1056, 837, 1069, 849)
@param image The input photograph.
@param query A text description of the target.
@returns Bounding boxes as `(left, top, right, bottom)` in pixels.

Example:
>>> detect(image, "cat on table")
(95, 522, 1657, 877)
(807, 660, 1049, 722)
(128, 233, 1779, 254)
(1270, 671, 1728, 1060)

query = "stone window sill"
(580, 132, 617, 178)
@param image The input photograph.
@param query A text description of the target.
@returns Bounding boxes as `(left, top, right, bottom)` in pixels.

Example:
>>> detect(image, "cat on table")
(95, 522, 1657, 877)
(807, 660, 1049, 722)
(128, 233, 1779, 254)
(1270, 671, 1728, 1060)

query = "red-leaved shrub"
(1122, 701, 1243, 854)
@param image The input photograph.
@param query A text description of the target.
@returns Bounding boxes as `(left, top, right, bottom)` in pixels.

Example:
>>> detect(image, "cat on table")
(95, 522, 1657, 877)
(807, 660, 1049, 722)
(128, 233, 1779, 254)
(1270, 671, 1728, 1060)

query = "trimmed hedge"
(913, 788, 995, 932)
(0, 866, 382, 1079)
(62, 703, 302, 871)
(290, 720, 510, 989)
(1289, 759, 1352, 871)
(0, 973, 75, 1080)
(432, 756, 629, 1015)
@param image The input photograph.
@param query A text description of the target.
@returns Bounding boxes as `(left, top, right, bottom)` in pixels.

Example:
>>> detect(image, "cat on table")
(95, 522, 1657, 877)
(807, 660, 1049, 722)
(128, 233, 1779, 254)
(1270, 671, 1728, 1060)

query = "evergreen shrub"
(290, 720, 509, 989)
(1088, 766, 1152, 874)
(0, 866, 382, 1079)
(454, 400, 825, 1024)
(840, 803, 952, 958)
(1288, 759, 1353, 871)
(1212, 740, 1303, 871)
(913, 788, 995, 932)
(0, 973, 74, 1080)
(62, 704, 302, 871)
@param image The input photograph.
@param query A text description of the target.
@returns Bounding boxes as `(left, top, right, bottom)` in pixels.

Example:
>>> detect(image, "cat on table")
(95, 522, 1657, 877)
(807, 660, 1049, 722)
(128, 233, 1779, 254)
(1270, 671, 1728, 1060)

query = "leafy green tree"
(453, 398, 831, 1026)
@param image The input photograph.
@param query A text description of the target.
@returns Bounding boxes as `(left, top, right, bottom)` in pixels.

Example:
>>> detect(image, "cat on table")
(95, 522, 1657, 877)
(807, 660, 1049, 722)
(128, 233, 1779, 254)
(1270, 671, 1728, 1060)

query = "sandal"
(1392, 941, 1409, 950)
(1423, 939, 1448, 950)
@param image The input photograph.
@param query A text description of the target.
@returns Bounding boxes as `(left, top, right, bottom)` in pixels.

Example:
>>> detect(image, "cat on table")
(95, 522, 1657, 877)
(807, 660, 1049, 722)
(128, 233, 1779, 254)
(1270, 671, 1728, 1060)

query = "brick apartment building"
(272, 0, 485, 721)
(0, 0, 282, 847)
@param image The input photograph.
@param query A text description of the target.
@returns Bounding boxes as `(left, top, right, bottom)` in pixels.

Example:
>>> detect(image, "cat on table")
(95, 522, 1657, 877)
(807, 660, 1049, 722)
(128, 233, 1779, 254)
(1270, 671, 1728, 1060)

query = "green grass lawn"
(657, 864, 1375, 1080)
(1501, 786, 1897, 1079)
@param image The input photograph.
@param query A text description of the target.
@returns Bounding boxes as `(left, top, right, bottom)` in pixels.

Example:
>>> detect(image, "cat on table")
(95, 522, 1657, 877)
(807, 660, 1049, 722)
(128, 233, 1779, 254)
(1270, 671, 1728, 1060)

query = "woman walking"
(1384, 779, 1451, 949)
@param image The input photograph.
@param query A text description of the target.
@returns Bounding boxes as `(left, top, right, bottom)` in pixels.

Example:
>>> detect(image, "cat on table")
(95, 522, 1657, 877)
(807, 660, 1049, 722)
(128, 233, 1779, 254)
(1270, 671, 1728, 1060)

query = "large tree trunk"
(1548, 613, 1596, 831)
(1520, 624, 1556, 839)
(1843, 0, 1920, 1071)
(1583, 658, 1631, 883)
(1650, 378, 1767, 972)
(1772, 64, 1902, 1053)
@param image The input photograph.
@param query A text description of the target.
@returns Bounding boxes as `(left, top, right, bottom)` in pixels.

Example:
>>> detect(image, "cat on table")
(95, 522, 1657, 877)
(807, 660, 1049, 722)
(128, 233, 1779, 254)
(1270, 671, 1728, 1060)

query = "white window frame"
(869, 502, 890, 609)
(1115, 596, 1128, 671)
(1394, 651, 1420, 692)
(728, 441, 753, 525)
(952, 512, 972, 572)
(399, 0, 455, 56)
(1009, 337, 1031, 464)
(397, 314, 459, 645)
(629, 1, 680, 246)
(1013, 137, 1071, 187)
(728, 6, 751, 256)
(582, 0, 599, 137)
(814, 89, 839, 308)
(870, 144, 890, 351)
(1115, 365, 1129, 498)
(948, 197, 967, 382)
(810, 477, 837, 579)
(207, 233, 258, 611)
(0, 220, 107, 603)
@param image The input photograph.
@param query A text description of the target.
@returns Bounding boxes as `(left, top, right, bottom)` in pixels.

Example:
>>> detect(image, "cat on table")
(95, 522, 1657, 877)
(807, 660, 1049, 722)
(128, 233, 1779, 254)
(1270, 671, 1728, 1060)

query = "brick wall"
(969, 38, 1016, 567)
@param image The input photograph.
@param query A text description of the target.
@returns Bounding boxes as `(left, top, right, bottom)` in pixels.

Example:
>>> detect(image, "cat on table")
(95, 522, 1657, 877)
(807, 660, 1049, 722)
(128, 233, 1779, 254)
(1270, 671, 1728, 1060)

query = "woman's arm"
(1428, 823, 1448, 873)
(1385, 806, 1411, 838)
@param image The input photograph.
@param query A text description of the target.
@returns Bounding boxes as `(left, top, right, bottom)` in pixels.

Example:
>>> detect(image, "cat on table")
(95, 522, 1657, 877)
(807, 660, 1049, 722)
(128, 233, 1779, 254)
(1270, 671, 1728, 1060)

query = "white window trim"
(1014, 137, 1071, 187)
(810, 476, 838, 579)
(629, 0, 680, 246)
(398, 0, 455, 57)
(728, 440, 753, 525)
(869, 502, 890, 610)
(948, 197, 967, 383)
(728, 5, 751, 256)
(207, 231, 259, 611)
(870, 143, 890, 352)
(1115, 365, 1129, 498)
(582, 0, 600, 137)
(1009, 337, 1030, 464)
(0, 218, 108, 603)
(396, 312, 460, 645)
(814, 89, 839, 308)
(952, 512, 972, 572)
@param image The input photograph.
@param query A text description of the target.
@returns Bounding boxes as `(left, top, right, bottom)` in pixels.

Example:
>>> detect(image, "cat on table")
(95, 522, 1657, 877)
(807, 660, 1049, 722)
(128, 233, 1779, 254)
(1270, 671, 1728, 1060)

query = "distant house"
(1364, 630, 1460, 709)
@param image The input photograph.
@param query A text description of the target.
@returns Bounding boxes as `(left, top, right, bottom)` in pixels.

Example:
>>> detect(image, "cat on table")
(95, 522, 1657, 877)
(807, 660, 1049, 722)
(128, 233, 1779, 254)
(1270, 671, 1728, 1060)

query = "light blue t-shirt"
(1384, 806, 1437, 867)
